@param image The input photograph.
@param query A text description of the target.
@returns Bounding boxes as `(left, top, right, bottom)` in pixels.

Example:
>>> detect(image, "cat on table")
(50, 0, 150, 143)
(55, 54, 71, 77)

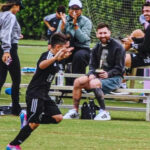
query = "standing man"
(57, 0, 92, 85)
(0, 0, 24, 116)
(44, 5, 66, 49)
(6, 33, 74, 150)
(63, 23, 125, 120)
(125, 2, 150, 68)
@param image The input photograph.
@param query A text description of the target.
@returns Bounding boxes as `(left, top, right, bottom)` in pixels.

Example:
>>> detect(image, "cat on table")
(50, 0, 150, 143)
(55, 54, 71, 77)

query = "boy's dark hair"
(97, 22, 110, 30)
(57, 5, 66, 14)
(50, 33, 70, 48)
(142, 2, 150, 11)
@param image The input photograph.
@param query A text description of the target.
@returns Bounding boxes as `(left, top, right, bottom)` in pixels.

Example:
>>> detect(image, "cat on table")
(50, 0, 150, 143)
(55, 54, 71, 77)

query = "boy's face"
(96, 27, 111, 44)
(56, 12, 64, 19)
(54, 42, 69, 53)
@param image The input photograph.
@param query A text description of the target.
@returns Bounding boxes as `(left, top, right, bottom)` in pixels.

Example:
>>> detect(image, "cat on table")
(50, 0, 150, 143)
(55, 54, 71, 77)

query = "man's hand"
(72, 11, 78, 25)
(88, 74, 96, 81)
(49, 26, 56, 32)
(98, 71, 108, 79)
(2, 52, 11, 63)
(121, 37, 133, 51)
(60, 12, 66, 25)
(19, 34, 24, 39)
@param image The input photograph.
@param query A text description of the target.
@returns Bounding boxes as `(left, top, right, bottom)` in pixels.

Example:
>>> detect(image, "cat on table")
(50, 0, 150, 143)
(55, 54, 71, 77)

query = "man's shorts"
(100, 76, 123, 94)
(131, 53, 150, 68)
(26, 97, 61, 123)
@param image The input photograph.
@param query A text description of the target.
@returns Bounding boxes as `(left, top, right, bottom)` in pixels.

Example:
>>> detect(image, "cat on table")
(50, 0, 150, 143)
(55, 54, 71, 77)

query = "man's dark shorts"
(131, 53, 150, 68)
(100, 76, 123, 94)
(26, 97, 61, 123)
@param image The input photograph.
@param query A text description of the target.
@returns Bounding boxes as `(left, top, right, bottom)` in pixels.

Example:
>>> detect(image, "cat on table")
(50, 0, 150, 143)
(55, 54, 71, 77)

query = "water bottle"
(57, 64, 64, 86)
(5, 58, 12, 66)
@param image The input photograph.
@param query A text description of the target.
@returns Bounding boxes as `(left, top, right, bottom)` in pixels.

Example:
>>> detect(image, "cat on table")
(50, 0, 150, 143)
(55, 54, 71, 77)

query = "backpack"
(81, 100, 99, 120)
(0, 106, 12, 115)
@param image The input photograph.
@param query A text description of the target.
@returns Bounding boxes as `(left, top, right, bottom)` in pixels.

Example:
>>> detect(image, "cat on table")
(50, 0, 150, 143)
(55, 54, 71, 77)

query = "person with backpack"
(63, 23, 125, 120)
(0, 0, 24, 116)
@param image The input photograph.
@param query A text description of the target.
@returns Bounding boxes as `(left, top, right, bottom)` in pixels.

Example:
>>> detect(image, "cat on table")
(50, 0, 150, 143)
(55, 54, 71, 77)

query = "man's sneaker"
(20, 110, 27, 129)
(94, 109, 111, 121)
(6, 144, 21, 150)
(63, 109, 79, 119)
(120, 82, 127, 89)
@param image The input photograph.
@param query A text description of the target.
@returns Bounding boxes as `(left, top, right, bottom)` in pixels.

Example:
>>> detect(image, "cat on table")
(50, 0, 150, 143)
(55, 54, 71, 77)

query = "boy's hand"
(55, 47, 74, 61)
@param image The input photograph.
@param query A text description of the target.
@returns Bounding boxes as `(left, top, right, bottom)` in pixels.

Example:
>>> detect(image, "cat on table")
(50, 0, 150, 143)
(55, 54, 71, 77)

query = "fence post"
(146, 94, 150, 121)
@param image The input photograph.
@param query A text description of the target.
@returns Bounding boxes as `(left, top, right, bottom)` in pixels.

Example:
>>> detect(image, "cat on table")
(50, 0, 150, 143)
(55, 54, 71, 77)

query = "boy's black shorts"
(26, 97, 61, 123)
(131, 53, 150, 68)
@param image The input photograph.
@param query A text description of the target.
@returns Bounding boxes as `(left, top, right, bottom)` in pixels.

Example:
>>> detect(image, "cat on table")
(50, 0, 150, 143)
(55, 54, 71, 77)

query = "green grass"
(0, 112, 150, 150)
(0, 42, 149, 150)
(19, 39, 47, 46)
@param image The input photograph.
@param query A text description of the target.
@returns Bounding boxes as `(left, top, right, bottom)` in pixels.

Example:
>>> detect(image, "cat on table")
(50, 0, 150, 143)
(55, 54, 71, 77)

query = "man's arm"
(44, 20, 56, 32)
(57, 13, 66, 33)
(1, 13, 16, 62)
(87, 45, 99, 76)
(43, 14, 56, 32)
(74, 18, 92, 43)
(107, 47, 125, 78)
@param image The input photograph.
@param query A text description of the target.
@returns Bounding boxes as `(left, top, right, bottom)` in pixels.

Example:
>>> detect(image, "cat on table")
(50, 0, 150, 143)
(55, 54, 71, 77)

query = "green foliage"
(81, 0, 146, 41)
(17, 0, 68, 39)
(0, 0, 147, 40)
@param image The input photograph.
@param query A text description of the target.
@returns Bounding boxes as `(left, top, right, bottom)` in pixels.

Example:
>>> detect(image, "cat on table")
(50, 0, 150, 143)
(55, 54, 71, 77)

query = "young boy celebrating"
(6, 33, 73, 150)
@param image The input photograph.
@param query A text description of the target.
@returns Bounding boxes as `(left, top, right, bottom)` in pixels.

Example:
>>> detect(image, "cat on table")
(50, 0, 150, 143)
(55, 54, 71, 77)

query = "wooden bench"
(3, 74, 150, 121)
(130, 66, 150, 88)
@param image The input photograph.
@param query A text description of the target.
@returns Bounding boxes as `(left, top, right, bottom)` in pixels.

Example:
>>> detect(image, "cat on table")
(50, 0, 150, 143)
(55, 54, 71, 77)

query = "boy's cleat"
(63, 109, 79, 119)
(94, 109, 111, 121)
(6, 144, 21, 150)
(20, 110, 27, 129)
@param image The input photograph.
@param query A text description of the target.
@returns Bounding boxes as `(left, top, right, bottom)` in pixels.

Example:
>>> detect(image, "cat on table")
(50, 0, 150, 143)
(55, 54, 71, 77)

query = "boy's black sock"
(93, 88, 105, 110)
(10, 125, 33, 145)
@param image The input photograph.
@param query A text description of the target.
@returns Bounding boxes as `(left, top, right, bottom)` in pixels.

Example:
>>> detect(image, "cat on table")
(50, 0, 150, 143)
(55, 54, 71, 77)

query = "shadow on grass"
(112, 117, 145, 121)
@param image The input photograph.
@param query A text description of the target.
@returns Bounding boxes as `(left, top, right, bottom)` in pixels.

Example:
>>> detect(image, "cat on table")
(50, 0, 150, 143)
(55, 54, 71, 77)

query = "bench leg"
(129, 68, 137, 88)
(146, 95, 150, 121)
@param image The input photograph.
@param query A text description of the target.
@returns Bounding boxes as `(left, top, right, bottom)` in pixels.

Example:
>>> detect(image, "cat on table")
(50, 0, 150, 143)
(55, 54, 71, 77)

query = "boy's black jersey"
(26, 51, 59, 100)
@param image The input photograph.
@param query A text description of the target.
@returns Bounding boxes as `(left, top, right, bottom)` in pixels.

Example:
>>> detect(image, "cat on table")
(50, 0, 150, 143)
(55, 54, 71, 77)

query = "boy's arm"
(39, 56, 57, 70)
(39, 47, 74, 69)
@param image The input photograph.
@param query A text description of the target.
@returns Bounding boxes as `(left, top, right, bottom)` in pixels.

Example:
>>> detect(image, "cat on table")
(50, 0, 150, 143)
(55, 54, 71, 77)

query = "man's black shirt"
(88, 38, 125, 78)
(26, 51, 59, 100)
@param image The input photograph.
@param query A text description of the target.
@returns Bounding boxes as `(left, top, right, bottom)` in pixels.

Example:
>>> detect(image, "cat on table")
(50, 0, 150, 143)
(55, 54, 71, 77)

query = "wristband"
(131, 42, 138, 49)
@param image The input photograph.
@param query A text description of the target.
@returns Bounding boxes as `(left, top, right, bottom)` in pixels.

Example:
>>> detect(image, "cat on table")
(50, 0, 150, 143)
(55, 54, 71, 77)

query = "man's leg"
(9, 45, 21, 115)
(63, 76, 90, 119)
(89, 78, 111, 121)
(0, 60, 7, 94)
(67, 49, 90, 85)
(73, 76, 90, 112)
(93, 88, 105, 110)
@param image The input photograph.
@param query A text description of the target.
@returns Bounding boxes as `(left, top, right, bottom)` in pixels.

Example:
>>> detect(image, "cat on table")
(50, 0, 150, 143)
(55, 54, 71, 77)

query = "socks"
(10, 125, 33, 145)
(93, 88, 105, 110)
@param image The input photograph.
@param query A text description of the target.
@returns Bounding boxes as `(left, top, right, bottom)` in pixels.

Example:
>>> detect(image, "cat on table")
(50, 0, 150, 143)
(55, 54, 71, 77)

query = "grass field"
(0, 40, 150, 150)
